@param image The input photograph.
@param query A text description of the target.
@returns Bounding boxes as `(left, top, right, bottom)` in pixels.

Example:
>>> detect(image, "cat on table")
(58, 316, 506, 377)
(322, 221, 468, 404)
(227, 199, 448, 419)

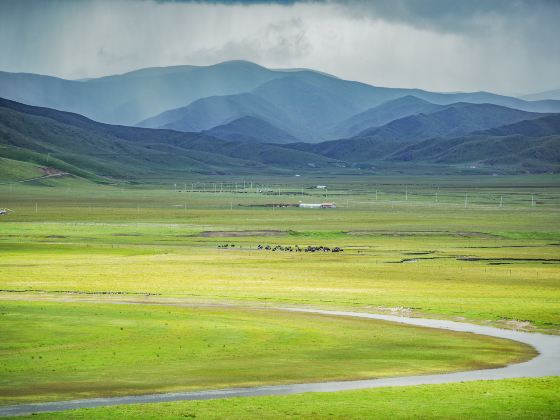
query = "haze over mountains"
(2, 60, 560, 140)
(1, 60, 559, 179)
(522, 89, 560, 102)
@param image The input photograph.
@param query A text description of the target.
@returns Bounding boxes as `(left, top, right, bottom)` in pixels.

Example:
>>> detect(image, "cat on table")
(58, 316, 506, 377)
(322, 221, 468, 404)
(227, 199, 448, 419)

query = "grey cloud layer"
(0, 0, 558, 95)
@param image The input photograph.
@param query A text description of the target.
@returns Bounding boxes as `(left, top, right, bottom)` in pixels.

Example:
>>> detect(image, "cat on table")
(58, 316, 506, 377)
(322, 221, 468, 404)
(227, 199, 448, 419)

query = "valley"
(0, 42, 559, 418)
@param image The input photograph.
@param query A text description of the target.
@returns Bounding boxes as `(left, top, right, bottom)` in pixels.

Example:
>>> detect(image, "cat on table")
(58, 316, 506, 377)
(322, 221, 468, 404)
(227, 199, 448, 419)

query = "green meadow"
(28, 377, 560, 420)
(0, 174, 559, 416)
(0, 300, 532, 406)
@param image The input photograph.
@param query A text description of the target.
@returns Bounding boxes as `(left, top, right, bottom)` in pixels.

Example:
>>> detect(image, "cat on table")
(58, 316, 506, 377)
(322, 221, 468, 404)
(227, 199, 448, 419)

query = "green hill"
(0, 98, 339, 182)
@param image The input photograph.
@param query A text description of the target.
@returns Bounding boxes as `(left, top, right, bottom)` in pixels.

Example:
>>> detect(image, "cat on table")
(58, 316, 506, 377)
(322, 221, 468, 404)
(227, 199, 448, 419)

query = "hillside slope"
(203, 116, 297, 144)
(0, 98, 338, 180)
(5, 60, 559, 137)
(288, 103, 548, 163)
(389, 134, 560, 173)
(0, 61, 284, 126)
(476, 114, 560, 137)
(137, 92, 297, 137)
(325, 96, 443, 139)
(356, 103, 546, 141)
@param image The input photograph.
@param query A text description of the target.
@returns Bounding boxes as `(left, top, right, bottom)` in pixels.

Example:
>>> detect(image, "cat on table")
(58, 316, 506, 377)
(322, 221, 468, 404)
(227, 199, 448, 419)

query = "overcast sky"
(1, 0, 559, 95)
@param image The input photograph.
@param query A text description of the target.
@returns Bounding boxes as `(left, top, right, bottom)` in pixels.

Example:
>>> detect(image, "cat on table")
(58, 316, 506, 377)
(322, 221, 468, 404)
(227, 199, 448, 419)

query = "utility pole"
(464, 193, 468, 208)
(405, 186, 408, 201)
(35, 203, 38, 213)
(375, 189, 378, 201)
(532, 194, 535, 208)
(500, 196, 503, 208)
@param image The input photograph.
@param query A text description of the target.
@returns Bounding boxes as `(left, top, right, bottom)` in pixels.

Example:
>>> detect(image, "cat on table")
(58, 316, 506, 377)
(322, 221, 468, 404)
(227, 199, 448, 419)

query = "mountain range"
(2, 60, 560, 142)
(1, 60, 559, 180)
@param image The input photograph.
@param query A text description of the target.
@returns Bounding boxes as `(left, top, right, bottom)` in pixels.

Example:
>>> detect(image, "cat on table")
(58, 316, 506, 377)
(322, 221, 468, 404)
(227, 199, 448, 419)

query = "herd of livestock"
(217, 244, 344, 253)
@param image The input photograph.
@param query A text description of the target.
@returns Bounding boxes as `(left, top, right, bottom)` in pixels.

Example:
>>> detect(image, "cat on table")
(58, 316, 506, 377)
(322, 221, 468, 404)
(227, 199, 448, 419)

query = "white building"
(299, 203, 336, 209)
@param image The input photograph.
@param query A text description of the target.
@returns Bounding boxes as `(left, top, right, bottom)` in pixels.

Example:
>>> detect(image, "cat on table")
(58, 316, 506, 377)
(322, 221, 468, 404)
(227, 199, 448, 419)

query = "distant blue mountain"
(203, 116, 297, 144)
(2, 60, 560, 142)
(387, 114, 560, 172)
(474, 114, 560, 137)
(325, 96, 443, 139)
(286, 102, 549, 162)
(137, 92, 296, 136)
(0, 61, 284, 126)
(522, 89, 560, 101)
(137, 74, 395, 141)
(2, 96, 559, 176)
(355, 102, 546, 141)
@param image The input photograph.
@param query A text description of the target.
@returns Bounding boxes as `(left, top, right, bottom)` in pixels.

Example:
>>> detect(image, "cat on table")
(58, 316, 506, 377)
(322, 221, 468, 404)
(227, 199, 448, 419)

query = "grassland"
(0, 157, 42, 183)
(0, 175, 559, 331)
(0, 300, 532, 406)
(27, 377, 560, 419)
(0, 174, 559, 416)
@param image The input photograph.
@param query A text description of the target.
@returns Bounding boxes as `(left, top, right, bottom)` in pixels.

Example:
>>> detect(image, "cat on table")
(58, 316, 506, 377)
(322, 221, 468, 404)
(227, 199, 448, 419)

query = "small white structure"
(316, 185, 327, 189)
(299, 202, 336, 209)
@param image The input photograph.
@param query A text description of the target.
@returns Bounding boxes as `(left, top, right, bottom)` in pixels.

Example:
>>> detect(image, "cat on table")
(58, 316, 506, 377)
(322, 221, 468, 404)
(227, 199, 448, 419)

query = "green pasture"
(27, 377, 560, 420)
(0, 157, 42, 182)
(0, 300, 532, 406)
(0, 175, 559, 330)
(0, 174, 559, 417)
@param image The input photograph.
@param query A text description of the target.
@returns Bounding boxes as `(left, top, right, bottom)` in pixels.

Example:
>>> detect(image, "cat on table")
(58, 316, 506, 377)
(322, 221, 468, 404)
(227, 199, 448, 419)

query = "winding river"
(1, 305, 559, 417)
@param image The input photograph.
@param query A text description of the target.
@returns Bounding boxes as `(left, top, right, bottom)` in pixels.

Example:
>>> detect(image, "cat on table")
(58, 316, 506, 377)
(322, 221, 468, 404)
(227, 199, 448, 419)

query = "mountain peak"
(208, 60, 269, 70)
(384, 95, 433, 106)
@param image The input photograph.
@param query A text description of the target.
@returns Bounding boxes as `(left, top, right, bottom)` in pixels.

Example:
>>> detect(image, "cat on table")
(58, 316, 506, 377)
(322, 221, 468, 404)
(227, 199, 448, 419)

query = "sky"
(0, 0, 559, 96)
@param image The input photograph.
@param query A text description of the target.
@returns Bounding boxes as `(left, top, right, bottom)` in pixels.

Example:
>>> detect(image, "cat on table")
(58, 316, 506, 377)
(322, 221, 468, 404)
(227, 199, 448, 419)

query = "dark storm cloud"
(152, 0, 560, 32)
(0, 0, 558, 95)
(152, 0, 305, 4)
(332, 0, 555, 32)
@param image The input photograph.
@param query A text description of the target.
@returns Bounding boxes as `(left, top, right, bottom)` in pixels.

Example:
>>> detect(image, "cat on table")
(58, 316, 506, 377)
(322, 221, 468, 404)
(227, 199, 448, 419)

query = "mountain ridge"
(3, 60, 560, 138)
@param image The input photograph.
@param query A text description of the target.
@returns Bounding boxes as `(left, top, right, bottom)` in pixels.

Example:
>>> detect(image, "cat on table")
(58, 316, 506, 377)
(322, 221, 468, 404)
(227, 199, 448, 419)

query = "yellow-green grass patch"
(0, 300, 534, 405)
(22, 377, 560, 420)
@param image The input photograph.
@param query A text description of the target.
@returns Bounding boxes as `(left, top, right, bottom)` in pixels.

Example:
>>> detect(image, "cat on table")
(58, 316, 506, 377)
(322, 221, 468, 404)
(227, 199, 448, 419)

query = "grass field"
(0, 175, 559, 331)
(0, 157, 43, 183)
(0, 174, 559, 417)
(0, 300, 533, 406)
(25, 377, 560, 419)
